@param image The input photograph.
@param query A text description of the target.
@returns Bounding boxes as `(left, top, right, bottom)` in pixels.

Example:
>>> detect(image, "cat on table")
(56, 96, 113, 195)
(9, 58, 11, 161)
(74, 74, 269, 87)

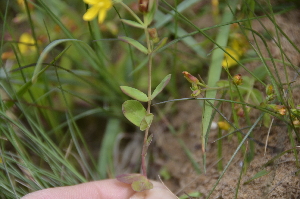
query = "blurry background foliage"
(0, 0, 299, 198)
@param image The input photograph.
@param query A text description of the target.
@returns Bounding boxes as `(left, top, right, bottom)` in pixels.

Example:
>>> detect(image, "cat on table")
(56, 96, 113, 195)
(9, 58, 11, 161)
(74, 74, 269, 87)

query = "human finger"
(21, 179, 135, 199)
(130, 181, 177, 199)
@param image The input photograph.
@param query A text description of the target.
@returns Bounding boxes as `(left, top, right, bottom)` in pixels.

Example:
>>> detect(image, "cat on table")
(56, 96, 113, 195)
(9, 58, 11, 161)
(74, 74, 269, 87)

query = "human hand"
(21, 179, 177, 199)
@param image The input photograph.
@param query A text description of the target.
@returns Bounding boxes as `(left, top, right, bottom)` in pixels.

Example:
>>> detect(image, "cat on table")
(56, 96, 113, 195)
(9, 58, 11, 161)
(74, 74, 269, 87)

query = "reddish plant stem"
(141, 52, 153, 177)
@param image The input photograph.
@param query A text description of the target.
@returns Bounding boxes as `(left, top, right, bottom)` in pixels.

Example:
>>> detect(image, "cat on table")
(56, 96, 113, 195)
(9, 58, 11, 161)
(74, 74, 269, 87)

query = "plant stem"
(141, 21, 153, 177)
(141, 54, 153, 176)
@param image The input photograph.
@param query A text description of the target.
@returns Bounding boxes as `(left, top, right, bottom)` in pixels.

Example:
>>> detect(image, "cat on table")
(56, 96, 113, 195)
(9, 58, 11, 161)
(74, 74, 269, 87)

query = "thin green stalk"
(234, 141, 248, 199)
(202, 0, 239, 169)
(24, 0, 39, 56)
(141, 15, 153, 177)
(113, 6, 135, 84)
(141, 54, 153, 176)
(206, 114, 264, 199)
(155, 97, 290, 124)
(119, 1, 144, 25)
(266, 1, 291, 101)
(217, 128, 223, 171)
(288, 126, 299, 168)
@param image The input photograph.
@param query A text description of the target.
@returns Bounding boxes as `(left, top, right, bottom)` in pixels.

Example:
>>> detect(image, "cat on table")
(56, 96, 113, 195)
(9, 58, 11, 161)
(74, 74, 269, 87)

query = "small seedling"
(82, 0, 172, 192)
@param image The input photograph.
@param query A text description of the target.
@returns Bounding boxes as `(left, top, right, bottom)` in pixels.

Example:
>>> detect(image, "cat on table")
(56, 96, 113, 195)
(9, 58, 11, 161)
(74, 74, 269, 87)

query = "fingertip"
(21, 179, 135, 199)
(130, 181, 177, 199)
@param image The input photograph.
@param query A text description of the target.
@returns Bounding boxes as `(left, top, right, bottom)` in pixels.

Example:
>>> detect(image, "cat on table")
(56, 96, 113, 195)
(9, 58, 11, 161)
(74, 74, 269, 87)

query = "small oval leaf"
(140, 113, 154, 131)
(119, 36, 148, 54)
(151, 74, 171, 100)
(120, 86, 148, 102)
(116, 173, 153, 192)
(122, 100, 146, 126)
(131, 177, 153, 192)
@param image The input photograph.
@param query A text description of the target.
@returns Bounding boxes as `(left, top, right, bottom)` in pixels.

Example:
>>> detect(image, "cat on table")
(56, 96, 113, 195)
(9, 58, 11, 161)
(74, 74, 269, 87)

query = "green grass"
(1, 0, 300, 198)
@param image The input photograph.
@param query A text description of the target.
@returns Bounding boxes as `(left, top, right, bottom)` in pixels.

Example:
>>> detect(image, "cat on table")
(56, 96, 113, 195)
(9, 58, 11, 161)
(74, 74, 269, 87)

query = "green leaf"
(252, 65, 267, 81)
(179, 192, 202, 199)
(140, 113, 154, 131)
(250, 88, 263, 105)
(120, 19, 145, 29)
(151, 74, 171, 100)
(153, 37, 168, 53)
(116, 173, 153, 192)
(120, 86, 148, 102)
(263, 113, 271, 128)
(216, 80, 229, 88)
(243, 170, 271, 185)
(131, 177, 153, 192)
(122, 100, 146, 127)
(144, 0, 157, 26)
(119, 36, 148, 54)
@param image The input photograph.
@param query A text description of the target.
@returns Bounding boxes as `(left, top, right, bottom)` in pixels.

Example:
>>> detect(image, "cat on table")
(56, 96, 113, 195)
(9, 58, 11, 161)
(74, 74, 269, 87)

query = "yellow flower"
(17, 0, 25, 7)
(222, 48, 240, 69)
(83, 0, 113, 24)
(293, 119, 300, 128)
(222, 33, 248, 69)
(218, 121, 230, 131)
(18, 33, 35, 54)
(17, 0, 34, 10)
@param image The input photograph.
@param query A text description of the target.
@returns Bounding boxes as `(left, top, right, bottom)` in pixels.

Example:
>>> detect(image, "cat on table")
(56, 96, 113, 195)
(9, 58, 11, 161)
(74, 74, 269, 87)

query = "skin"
(21, 179, 177, 199)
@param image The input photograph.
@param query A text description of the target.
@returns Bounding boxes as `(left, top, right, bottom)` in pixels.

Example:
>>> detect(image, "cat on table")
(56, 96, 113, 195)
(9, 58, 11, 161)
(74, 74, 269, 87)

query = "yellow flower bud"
(268, 104, 286, 115)
(148, 28, 159, 43)
(139, 0, 149, 13)
(191, 89, 201, 97)
(266, 84, 274, 95)
(232, 74, 242, 85)
(293, 119, 300, 128)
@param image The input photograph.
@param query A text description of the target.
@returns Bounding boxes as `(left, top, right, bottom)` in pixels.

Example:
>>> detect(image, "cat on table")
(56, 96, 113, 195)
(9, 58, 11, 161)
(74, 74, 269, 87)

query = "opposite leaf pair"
(120, 74, 171, 131)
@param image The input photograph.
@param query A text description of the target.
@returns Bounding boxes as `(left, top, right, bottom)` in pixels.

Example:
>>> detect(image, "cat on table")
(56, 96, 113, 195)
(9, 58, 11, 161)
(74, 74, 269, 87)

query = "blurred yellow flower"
(211, 0, 219, 17)
(222, 48, 240, 69)
(17, 0, 34, 10)
(18, 33, 35, 54)
(83, 0, 112, 24)
(218, 121, 230, 131)
(17, 0, 25, 7)
(222, 33, 249, 69)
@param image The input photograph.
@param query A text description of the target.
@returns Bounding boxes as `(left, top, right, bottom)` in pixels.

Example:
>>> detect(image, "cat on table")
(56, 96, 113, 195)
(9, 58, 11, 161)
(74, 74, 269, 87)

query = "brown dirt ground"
(150, 7, 300, 199)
